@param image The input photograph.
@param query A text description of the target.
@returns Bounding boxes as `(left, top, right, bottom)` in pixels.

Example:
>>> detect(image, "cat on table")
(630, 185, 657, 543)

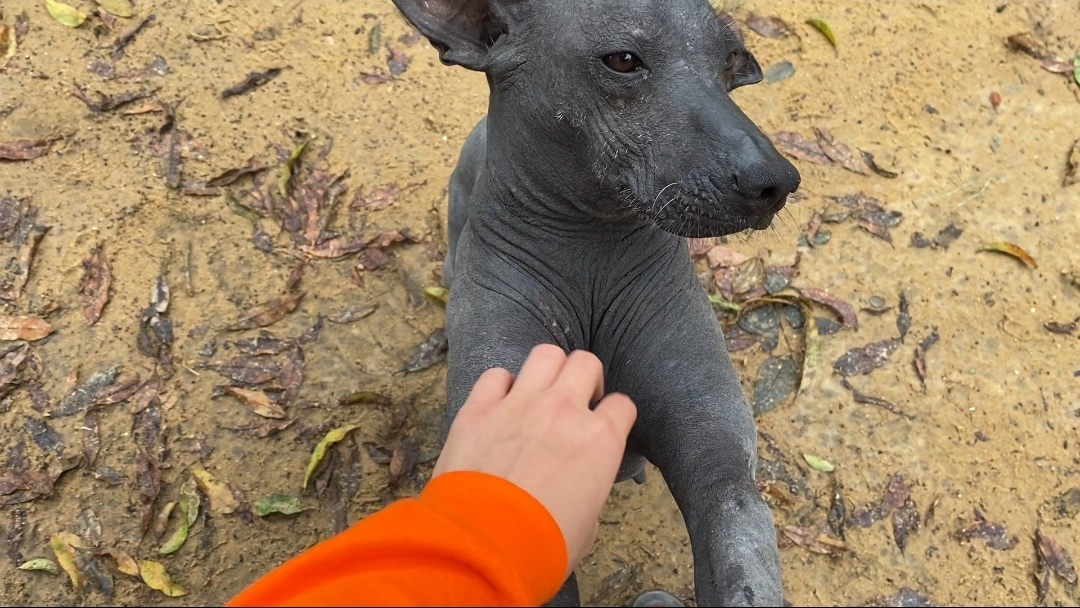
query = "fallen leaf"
(866, 587, 937, 607)
(0, 315, 53, 341)
(46, 0, 87, 28)
(278, 347, 304, 403)
(805, 18, 836, 48)
(815, 128, 864, 174)
(897, 292, 911, 341)
(278, 140, 308, 198)
(79, 246, 112, 324)
(914, 330, 939, 386)
(745, 13, 794, 39)
(797, 287, 858, 329)
(138, 560, 186, 597)
(1037, 528, 1077, 584)
(159, 477, 199, 555)
(225, 418, 294, 438)
(340, 390, 391, 407)
(207, 356, 280, 385)
(386, 47, 411, 76)
(771, 132, 832, 166)
(134, 447, 160, 536)
(95, 0, 134, 19)
(54, 367, 122, 417)
(1066, 139, 1080, 187)
(752, 356, 797, 416)
(227, 292, 305, 331)
(190, 466, 239, 514)
(404, 327, 448, 373)
(803, 454, 834, 472)
(255, 494, 306, 517)
(827, 483, 846, 540)
(363, 442, 393, 464)
(706, 245, 749, 268)
(98, 548, 138, 576)
(230, 335, 289, 355)
(892, 497, 921, 552)
(221, 67, 283, 99)
(0, 139, 51, 161)
(981, 242, 1037, 269)
(860, 151, 899, 178)
(303, 425, 359, 490)
(834, 338, 901, 377)
(1045, 320, 1076, 335)
(81, 412, 100, 467)
(328, 304, 377, 324)
(842, 378, 913, 419)
(206, 160, 267, 187)
(1006, 33, 1044, 58)
(19, 557, 59, 574)
(50, 532, 87, 594)
(389, 437, 420, 485)
(422, 286, 449, 306)
(954, 509, 1017, 550)
(781, 525, 848, 555)
(1075, 51, 1080, 87)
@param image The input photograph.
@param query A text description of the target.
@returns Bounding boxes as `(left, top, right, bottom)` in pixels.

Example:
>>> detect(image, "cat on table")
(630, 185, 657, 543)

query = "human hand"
(433, 344, 638, 576)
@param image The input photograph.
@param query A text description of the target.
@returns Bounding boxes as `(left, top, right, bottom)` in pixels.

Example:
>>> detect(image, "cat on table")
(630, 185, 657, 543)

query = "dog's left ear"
(391, 0, 514, 71)
(730, 49, 764, 88)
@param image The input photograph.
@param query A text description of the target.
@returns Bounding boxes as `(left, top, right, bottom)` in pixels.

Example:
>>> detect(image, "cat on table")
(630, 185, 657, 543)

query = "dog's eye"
(602, 52, 642, 73)
(724, 50, 739, 71)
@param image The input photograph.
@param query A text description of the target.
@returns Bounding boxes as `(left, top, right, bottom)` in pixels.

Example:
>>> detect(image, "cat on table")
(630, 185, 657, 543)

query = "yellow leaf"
(423, 285, 449, 306)
(191, 466, 239, 514)
(94, 0, 133, 18)
(45, 0, 87, 27)
(805, 18, 836, 49)
(981, 242, 1038, 269)
(49, 533, 86, 594)
(138, 560, 187, 597)
(278, 140, 309, 198)
(101, 548, 139, 576)
(303, 425, 358, 489)
(802, 453, 835, 472)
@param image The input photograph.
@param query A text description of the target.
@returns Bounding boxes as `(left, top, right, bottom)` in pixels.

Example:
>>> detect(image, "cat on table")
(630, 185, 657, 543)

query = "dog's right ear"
(391, 0, 510, 71)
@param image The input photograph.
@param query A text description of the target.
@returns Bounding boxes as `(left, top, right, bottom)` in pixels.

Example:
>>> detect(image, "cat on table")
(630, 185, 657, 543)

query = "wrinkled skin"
(392, 0, 800, 605)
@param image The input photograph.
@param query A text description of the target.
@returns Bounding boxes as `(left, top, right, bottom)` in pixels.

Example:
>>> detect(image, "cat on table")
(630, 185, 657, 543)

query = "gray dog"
(391, 1, 800, 605)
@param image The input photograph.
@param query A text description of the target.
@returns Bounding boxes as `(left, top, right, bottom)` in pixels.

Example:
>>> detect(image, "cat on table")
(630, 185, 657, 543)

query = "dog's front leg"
(604, 295, 782, 607)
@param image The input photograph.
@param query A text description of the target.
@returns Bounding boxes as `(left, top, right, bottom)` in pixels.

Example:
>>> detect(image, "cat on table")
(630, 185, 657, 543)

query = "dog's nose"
(733, 147, 801, 206)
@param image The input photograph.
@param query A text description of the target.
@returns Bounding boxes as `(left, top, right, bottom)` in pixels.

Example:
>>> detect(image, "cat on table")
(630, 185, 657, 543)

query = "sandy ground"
(1, 0, 1079, 606)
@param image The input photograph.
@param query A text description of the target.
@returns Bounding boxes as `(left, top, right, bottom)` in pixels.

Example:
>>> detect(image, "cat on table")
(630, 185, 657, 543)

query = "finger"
(554, 350, 605, 405)
(507, 343, 567, 398)
(593, 392, 638, 438)
(464, 367, 515, 408)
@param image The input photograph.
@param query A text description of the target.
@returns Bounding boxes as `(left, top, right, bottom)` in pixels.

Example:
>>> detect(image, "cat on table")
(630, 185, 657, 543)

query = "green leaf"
(94, 0, 133, 18)
(255, 494, 307, 517)
(1073, 50, 1080, 86)
(303, 425, 358, 489)
(805, 18, 836, 49)
(19, 558, 60, 574)
(278, 140, 309, 199)
(709, 293, 741, 313)
(45, 0, 87, 27)
(803, 453, 835, 472)
(159, 478, 200, 554)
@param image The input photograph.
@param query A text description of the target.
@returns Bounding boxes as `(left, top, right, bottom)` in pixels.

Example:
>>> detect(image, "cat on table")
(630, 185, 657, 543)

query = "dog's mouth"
(646, 190, 790, 237)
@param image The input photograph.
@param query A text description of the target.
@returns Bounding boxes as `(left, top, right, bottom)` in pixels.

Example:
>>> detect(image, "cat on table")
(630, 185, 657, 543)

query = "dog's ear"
(731, 49, 763, 88)
(391, 0, 511, 71)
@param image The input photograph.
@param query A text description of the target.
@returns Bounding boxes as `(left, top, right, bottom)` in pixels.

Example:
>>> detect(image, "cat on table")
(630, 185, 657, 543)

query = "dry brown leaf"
(0, 139, 51, 161)
(225, 386, 285, 419)
(0, 316, 53, 341)
(770, 132, 832, 166)
(815, 128, 865, 174)
(190, 465, 239, 514)
(227, 292, 305, 330)
(1037, 528, 1077, 584)
(79, 246, 112, 324)
(781, 526, 848, 556)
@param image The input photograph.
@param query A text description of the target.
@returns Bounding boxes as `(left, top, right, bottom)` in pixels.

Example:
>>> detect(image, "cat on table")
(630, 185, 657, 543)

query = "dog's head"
(393, 0, 800, 236)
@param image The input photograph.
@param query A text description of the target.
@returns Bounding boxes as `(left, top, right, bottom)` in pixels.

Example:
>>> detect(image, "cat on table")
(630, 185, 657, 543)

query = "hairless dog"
(391, 1, 800, 605)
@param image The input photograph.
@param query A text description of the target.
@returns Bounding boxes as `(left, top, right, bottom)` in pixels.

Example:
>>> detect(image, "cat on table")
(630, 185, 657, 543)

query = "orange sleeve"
(227, 471, 568, 607)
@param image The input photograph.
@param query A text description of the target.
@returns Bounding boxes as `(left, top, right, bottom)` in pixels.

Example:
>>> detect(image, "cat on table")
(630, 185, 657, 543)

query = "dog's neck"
(475, 105, 654, 242)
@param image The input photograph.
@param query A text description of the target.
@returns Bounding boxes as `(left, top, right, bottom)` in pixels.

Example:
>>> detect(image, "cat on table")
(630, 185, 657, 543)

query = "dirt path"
(1, 1, 1078, 605)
